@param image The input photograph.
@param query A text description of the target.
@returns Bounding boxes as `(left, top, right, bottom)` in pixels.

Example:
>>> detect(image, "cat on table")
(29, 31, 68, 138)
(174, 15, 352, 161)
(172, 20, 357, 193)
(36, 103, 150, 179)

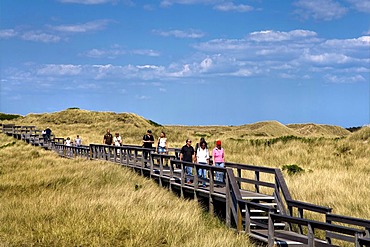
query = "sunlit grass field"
(1, 108, 369, 245)
(0, 134, 254, 246)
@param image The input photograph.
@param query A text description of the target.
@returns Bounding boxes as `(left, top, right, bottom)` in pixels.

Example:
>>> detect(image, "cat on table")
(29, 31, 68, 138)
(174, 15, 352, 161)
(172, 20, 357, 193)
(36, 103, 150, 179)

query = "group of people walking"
(103, 129, 122, 146)
(101, 128, 225, 186)
(180, 137, 225, 186)
(64, 135, 82, 147)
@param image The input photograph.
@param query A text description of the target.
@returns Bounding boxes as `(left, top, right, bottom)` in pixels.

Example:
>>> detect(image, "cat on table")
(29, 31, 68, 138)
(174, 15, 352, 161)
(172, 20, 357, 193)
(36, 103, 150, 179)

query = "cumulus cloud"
(50, 19, 111, 33)
(153, 29, 205, 38)
(21, 31, 62, 43)
(37, 64, 82, 75)
(346, 0, 370, 13)
(248, 30, 318, 42)
(0, 29, 62, 43)
(324, 74, 366, 83)
(160, 0, 221, 7)
(83, 47, 160, 58)
(214, 2, 253, 12)
(2, 29, 368, 89)
(0, 29, 18, 39)
(58, 0, 117, 4)
(132, 49, 160, 57)
(293, 0, 347, 20)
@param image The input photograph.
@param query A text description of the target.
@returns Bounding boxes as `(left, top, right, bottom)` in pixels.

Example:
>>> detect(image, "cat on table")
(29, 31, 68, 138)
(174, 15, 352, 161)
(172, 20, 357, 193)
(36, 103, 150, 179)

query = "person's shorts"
(158, 147, 166, 153)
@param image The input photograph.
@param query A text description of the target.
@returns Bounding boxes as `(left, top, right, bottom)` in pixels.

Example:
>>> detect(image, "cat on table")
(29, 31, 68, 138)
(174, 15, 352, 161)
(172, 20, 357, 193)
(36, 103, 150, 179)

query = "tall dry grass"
(0, 134, 254, 246)
(2, 109, 369, 221)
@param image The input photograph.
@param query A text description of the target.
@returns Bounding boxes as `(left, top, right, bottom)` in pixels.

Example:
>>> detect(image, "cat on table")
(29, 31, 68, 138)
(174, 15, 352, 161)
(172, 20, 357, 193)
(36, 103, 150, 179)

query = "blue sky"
(1, 0, 369, 127)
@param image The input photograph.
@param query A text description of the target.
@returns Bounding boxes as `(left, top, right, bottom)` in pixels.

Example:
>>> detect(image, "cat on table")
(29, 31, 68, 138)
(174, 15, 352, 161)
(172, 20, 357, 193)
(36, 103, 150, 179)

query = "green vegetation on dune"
(0, 134, 253, 246)
(0, 112, 22, 121)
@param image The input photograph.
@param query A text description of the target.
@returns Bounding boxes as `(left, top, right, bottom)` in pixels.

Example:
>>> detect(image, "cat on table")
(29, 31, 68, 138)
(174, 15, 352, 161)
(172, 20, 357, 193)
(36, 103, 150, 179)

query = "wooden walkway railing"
(2, 124, 369, 247)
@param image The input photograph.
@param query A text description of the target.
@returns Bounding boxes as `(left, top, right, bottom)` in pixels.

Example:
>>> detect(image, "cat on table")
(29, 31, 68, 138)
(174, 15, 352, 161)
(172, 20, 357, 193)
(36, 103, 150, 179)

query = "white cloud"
(50, 19, 111, 33)
(324, 74, 366, 83)
(153, 29, 205, 38)
(160, 0, 221, 7)
(132, 49, 160, 56)
(84, 47, 160, 58)
(37, 64, 82, 75)
(214, 2, 253, 12)
(248, 30, 318, 42)
(323, 36, 370, 48)
(293, 0, 347, 20)
(58, 0, 117, 4)
(346, 0, 370, 13)
(0, 29, 18, 39)
(21, 31, 61, 43)
(302, 52, 351, 64)
(200, 57, 213, 71)
(136, 95, 150, 100)
(2, 30, 368, 88)
(85, 48, 126, 58)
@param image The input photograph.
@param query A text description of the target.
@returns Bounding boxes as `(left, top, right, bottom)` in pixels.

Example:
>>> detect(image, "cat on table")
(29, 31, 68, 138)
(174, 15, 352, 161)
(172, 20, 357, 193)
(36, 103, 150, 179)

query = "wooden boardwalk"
(2, 124, 370, 247)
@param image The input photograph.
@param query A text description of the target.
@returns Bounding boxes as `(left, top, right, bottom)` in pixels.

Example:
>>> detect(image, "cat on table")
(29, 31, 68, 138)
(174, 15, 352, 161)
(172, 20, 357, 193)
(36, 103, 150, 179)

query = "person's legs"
(186, 166, 192, 183)
(198, 162, 207, 186)
(215, 162, 225, 182)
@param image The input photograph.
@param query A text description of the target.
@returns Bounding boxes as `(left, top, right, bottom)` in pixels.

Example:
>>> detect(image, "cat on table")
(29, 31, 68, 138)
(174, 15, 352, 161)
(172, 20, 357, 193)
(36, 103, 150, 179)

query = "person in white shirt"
(65, 137, 72, 146)
(113, 133, 122, 146)
(196, 140, 209, 187)
(74, 135, 82, 147)
(157, 131, 168, 154)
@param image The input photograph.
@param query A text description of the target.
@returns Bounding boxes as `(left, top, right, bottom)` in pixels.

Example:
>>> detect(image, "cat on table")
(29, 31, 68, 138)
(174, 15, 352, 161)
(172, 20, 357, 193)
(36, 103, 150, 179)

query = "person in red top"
(212, 139, 225, 183)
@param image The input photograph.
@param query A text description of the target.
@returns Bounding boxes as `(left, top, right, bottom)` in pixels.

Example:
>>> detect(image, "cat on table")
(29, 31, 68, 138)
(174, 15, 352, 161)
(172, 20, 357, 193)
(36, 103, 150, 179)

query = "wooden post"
(180, 162, 184, 198)
(307, 223, 314, 247)
(159, 156, 163, 187)
(150, 152, 154, 179)
(237, 168, 242, 188)
(209, 169, 214, 215)
(225, 172, 231, 227)
(298, 208, 304, 234)
(268, 213, 274, 247)
(355, 232, 361, 247)
(255, 171, 260, 193)
(120, 147, 124, 165)
(126, 148, 130, 167)
(194, 164, 198, 202)
(237, 201, 242, 232)
(245, 204, 251, 234)
(169, 158, 173, 192)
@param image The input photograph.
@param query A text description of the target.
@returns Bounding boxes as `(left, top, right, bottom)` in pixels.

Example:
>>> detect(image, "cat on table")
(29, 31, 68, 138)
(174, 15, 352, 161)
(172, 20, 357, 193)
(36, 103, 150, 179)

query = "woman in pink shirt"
(212, 139, 225, 183)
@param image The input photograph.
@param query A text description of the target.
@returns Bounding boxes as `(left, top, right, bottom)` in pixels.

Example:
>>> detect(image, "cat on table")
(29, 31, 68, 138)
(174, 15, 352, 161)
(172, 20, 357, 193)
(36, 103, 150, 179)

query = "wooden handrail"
(268, 213, 366, 247)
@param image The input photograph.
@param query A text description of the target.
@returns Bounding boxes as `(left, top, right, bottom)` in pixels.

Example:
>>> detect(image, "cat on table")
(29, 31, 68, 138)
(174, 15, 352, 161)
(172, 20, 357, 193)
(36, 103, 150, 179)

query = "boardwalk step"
(242, 196, 275, 200)
(248, 209, 280, 213)
(259, 202, 277, 206)
(250, 223, 286, 227)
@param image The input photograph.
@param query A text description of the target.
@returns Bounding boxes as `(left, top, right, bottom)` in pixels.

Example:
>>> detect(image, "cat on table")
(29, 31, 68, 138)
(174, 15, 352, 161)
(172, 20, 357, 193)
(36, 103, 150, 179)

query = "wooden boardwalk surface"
(2, 124, 370, 247)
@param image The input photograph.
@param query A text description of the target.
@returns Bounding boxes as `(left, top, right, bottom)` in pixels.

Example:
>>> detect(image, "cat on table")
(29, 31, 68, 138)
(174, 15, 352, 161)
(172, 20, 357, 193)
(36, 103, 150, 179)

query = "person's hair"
(161, 131, 166, 137)
(200, 137, 205, 142)
(200, 140, 207, 147)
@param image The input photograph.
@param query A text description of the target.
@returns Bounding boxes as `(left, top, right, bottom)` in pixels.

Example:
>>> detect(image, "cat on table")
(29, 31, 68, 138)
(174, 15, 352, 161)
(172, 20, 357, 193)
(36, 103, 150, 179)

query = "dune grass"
(1, 108, 369, 242)
(0, 134, 254, 246)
